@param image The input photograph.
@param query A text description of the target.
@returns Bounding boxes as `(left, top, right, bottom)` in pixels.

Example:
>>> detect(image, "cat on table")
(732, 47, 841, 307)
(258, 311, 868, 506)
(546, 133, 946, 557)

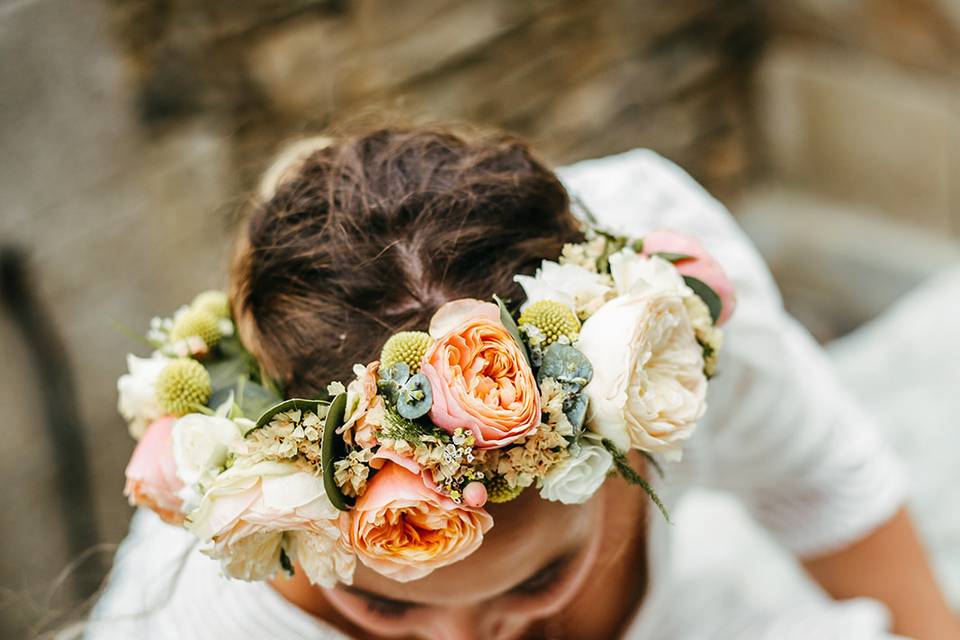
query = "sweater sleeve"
(557, 149, 907, 558)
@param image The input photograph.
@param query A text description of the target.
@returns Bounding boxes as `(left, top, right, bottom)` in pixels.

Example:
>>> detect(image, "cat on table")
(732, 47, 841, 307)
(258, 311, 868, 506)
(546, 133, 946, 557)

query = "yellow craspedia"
(170, 308, 221, 348)
(485, 475, 524, 504)
(380, 331, 433, 373)
(191, 290, 230, 320)
(156, 359, 212, 416)
(518, 300, 580, 346)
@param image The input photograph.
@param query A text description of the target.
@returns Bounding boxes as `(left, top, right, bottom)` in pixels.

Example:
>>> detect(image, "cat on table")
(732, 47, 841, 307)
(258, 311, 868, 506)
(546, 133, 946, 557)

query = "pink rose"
(124, 417, 184, 524)
(348, 459, 493, 582)
(642, 229, 736, 325)
(421, 299, 541, 449)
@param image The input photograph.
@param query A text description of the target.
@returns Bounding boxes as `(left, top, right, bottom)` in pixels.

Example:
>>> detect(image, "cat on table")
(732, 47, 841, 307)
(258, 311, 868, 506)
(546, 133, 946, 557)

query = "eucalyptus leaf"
(683, 276, 722, 324)
(396, 373, 433, 420)
(321, 393, 354, 511)
(377, 362, 410, 405)
(654, 252, 694, 264)
(563, 394, 589, 433)
(537, 343, 594, 394)
(492, 294, 531, 367)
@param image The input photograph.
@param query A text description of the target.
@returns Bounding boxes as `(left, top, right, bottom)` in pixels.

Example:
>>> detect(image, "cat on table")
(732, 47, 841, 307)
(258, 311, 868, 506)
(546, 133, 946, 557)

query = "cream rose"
(171, 413, 243, 511)
(578, 290, 706, 461)
(187, 460, 354, 587)
(117, 353, 171, 439)
(539, 440, 613, 505)
(609, 249, 692, 299)
(514, 260, 612, 318)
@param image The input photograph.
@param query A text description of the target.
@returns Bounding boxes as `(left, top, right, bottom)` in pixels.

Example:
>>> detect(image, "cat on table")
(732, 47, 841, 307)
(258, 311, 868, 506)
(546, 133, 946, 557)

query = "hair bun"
(257, 136, 335, 202)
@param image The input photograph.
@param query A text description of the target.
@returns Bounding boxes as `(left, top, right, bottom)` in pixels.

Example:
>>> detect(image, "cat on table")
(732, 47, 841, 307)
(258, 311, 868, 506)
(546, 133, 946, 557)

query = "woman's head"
(230, 127, 582, 397)
(231, 126, 615, 637)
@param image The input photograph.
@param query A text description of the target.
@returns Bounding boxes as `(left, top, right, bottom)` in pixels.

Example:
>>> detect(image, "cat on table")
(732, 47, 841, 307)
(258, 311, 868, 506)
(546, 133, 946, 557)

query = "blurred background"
(1, 0, 959, 637)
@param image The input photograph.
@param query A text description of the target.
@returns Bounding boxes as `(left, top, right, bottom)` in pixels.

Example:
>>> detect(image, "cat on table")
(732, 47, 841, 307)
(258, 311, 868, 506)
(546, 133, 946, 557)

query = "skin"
(802, 507, 960, 640)
(272, 472, 649, 640)
(272, 460, 958, 639)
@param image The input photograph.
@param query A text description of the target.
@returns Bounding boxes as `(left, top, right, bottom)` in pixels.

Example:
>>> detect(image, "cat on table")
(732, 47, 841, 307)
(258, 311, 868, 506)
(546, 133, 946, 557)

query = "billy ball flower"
(170, 307, 222, 349)
(485, 474, 524, 504)
(191, 290, 230, 320)
(518, 300, 580, 346)
(156, 358, 212, 416)
(380, 331, 433, 373)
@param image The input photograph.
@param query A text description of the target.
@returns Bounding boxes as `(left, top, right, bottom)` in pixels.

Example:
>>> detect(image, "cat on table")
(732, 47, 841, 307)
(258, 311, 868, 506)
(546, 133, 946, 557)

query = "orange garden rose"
(420, 299, 541, 448)
(348, 456, 493, 582)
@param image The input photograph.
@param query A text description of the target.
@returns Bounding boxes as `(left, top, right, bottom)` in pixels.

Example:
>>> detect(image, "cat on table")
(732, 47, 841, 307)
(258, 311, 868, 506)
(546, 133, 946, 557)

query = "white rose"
(514, 260, 612, 319)
(187, 460, 354, 586)
(172, 413, 243, 511)
(577, 292, 706, 461)
(540, 441, 613, 504)
(117, 353, 171, 439)
(609, 250, 691, 298)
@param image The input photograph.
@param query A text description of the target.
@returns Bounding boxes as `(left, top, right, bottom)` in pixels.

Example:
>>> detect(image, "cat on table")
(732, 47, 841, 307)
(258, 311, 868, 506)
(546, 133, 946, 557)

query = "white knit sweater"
(86, 149, 908, 639)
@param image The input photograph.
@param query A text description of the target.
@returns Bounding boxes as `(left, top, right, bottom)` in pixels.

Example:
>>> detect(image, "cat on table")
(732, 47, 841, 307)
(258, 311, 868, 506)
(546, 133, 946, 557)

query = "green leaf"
(639, 451, 664, 479)
(654, 252, 694, 264)
(493, 294, 531, 367)
(683, 275, 722, 324)
(321, 393, 354, 511)
(279, 546, 295, 577)
(206, 356, 250, 392)
(237, 380, 284, 419)
(601, 439, 670, 523)
(111, 319, 154, 348)
(596, 233, 627, 273)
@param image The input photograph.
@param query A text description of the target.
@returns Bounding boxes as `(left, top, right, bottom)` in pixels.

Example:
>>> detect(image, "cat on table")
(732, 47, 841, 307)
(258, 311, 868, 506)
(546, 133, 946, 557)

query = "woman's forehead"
(349, 492, 597, 606)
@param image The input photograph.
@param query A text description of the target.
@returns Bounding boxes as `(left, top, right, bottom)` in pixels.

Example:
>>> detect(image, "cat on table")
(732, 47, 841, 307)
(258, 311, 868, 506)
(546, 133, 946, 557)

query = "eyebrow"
(340, 552, 576, 608)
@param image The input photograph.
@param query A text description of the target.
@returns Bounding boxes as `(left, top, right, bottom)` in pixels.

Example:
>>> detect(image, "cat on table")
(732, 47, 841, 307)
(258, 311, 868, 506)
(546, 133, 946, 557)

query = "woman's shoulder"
(556, 148, 782, 313)
(85, 510, 345, 640)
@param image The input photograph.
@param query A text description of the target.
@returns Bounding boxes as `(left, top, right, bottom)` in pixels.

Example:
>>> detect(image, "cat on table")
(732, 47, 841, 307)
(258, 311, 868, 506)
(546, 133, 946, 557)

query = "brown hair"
(230, 127, 582, 396)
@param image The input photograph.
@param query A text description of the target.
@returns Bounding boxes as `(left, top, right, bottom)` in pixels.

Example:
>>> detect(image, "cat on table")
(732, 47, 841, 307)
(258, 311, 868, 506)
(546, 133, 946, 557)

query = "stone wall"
(742, 0, 960, 340)
(753, 0, 960, 234)
(106, 0, 765, 198)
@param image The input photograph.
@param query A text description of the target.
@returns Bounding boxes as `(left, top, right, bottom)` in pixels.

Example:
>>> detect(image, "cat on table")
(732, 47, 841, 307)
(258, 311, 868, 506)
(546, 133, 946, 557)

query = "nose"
(421, 605, 524, 640)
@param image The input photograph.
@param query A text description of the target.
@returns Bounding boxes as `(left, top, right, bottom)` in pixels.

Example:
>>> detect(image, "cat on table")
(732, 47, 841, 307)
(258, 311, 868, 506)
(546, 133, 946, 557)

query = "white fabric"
(830, 263, 960, 609)
(86, 149, 907, 639)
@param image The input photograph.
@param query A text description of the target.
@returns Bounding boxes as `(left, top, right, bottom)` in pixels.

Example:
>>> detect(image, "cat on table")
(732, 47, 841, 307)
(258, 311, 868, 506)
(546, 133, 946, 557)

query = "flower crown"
(118, 224, 735, 586)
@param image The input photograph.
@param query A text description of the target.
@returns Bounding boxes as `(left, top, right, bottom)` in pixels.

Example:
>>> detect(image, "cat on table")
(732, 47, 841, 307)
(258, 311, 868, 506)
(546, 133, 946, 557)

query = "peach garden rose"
(348, 457, 493, 582)
(420, 299, 541, 449)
